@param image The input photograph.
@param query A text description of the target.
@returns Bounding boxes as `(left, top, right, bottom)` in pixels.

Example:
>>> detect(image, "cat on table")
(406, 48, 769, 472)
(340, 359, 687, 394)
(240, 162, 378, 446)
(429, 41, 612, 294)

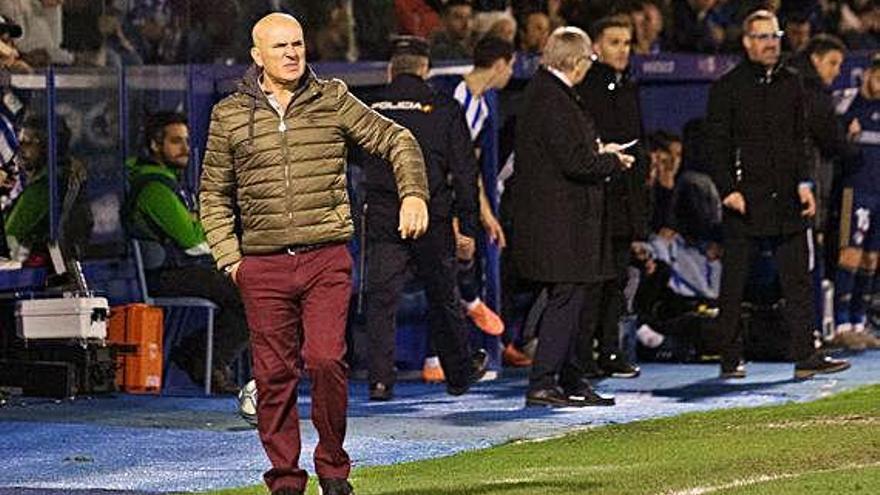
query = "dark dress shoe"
(564, 381, 616, 407)
(794, 353, 851, 380)
(598, 353, 641, 379)
(526, 386, 572, 407)
(720, 359, 746, 379)
(319, 478, 354, 495)
(447, 349, 490, 396)
(369, 382, 393, 401)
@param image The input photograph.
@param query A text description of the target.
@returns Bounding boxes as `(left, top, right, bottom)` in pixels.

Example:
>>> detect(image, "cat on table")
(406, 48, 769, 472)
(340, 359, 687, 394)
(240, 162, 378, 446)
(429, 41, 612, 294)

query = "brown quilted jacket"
(199, 65, 429, 270)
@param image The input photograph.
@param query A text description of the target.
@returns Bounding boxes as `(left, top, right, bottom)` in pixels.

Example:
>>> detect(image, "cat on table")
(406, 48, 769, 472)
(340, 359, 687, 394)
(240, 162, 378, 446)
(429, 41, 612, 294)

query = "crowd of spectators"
(0, 0, 877, 72)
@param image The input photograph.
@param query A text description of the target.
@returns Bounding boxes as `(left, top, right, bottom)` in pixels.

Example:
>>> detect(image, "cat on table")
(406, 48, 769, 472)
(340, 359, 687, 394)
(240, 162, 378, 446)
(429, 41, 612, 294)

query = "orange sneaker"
(422, 357, 446, 383)
(466, 300, 504, 336)
(502, 343, 533, 367)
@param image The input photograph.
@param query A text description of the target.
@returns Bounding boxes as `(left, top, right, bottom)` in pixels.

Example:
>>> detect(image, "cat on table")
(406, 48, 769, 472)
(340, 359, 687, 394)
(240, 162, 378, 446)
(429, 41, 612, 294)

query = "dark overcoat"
(511, 68, 621, 283)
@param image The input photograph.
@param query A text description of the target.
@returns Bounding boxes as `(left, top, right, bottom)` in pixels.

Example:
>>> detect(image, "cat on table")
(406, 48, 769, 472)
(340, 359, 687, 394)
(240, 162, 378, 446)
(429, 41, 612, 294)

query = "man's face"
(785, 21, 810, 52)
(595, 26, 632, 72)
(154, 123, 189, 169)
(743, 18, 782, 67)
(522, 13, 550, 52)
(445, 6, 473, 41)
(811, 50, 844, 87)
(490, 55, 515, 90)
(251, 18, 306, 85)
(17, 128, 44, 174)
(864, 68, 880, 99)
(644, 3, 664, 39)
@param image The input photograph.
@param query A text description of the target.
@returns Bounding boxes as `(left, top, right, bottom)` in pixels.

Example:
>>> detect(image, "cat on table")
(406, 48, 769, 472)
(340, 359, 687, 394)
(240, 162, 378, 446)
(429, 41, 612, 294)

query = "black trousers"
(364, 221, 471, 388)
(529, 281, 604, 392)
(717, 231, 816, 363)
(148, 265, 250, 369)
(579, 240, 630, 359)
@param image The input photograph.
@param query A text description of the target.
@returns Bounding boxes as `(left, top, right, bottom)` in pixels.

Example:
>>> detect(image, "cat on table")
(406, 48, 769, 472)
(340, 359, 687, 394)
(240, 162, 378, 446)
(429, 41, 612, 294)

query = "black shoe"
(794, 353, 851, 380)
(318, 478, 354, 495)
(525, 386, 571, 407)
(272, 488, 304, 495)
(369, 382, 393, 401)
(599, 353, 640, 379)
(564, 381, 616, 407)
(446, 349, 489, 396)
(720, 359, 746, 379)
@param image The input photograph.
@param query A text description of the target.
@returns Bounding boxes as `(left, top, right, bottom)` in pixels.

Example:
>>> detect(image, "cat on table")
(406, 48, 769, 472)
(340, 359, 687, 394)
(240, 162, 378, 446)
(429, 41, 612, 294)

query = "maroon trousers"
(237, 244, 352, 492)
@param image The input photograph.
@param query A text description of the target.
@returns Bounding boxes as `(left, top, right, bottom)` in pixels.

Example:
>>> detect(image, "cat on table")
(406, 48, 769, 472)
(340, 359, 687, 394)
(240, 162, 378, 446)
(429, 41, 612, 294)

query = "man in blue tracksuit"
(834, 53, 880, 346)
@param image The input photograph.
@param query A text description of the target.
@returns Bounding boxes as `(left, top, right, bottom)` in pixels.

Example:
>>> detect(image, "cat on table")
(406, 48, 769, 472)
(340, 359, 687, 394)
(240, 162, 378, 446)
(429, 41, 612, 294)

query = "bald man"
(199, 13, 429, 495)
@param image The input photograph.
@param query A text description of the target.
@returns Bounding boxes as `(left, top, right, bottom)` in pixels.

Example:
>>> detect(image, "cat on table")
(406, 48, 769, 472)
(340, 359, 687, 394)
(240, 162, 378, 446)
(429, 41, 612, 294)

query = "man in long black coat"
(705, 10, 850, 379)
(511, 26, 633, 407)
(575, 16, 648, 379)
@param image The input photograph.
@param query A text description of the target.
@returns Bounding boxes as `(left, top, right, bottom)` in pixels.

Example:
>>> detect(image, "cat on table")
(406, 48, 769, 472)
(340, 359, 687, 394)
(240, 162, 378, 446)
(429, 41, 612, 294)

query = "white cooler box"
(16, 297, 110, 340)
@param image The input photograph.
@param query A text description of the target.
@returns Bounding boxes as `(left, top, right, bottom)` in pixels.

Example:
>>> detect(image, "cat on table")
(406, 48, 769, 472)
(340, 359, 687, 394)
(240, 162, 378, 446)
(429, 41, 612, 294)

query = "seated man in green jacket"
(126, 111, 247, 394)
(5, 116, 91, 266)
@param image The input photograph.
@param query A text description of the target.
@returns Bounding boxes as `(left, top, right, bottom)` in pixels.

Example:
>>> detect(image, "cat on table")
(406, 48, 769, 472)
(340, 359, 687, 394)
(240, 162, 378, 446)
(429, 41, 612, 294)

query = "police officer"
(360, 36, 488, 401)
(706, 10, 850, 380)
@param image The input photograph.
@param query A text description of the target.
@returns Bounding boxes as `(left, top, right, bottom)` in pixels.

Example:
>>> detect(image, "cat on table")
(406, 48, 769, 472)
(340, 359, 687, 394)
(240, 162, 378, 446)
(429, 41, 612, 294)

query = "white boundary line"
(663, 461, 880, 495)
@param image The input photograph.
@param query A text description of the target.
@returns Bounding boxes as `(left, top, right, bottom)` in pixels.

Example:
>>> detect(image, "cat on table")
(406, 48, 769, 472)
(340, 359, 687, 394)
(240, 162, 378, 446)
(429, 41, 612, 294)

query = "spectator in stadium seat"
(358, 35, 489, 400)
(483, 13, 517, 44)
(353, 0, 396, 60)
(124, 112, 248, 395)
(648, 131, 681, 235)
(575, 16, 648, 379)
(512, 26, 633, 407)
(395, 0, 442, 39)
(783, 14, 811, 53)
(667, 0, 725, 53)
(832, 53, 880, 349)
(840, 3, 879, 51)
(199, 13, 429, 495)
(705, 10, 850, 380)
(4, 116, 91, 266)
(514, 10, 550, 77)
(0, 15, 32, 72)
(0, 0, 73, 66)
(431, 0, 476, 61)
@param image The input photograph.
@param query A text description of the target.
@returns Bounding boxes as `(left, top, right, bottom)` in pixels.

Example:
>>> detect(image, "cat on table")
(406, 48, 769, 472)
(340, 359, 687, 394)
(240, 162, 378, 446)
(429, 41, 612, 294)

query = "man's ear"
(250, 46, 263, 67)
(149, 139, 160, 155)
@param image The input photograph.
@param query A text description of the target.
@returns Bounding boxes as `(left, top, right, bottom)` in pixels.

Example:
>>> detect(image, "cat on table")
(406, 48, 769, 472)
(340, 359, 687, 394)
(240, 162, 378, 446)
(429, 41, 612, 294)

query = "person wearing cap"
(0, 15, 31, 72)
(832, 52, 880, 349)
(358, 35, 488, 402)
(199, 13, 429, 495)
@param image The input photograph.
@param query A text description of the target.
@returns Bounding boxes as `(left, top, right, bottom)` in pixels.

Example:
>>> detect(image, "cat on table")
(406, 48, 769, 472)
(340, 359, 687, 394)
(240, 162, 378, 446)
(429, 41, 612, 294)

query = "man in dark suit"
(705, 10, 850, 380)
(511, 26, 634, 407)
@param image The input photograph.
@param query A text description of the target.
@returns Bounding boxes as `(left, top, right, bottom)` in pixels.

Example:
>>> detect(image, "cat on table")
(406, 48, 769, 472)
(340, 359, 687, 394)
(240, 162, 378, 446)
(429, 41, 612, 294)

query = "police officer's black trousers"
(365, 221, 472, 388)
(717, 231, 816, 365)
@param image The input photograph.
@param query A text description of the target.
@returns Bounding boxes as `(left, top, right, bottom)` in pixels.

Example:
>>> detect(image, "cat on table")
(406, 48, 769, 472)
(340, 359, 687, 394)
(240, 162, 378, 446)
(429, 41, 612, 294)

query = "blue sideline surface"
(0, 351, 877, 493)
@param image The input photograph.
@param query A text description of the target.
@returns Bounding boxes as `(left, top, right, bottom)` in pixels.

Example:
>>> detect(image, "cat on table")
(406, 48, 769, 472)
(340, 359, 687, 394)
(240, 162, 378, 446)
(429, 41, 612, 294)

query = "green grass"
(205, 385, 880, 495)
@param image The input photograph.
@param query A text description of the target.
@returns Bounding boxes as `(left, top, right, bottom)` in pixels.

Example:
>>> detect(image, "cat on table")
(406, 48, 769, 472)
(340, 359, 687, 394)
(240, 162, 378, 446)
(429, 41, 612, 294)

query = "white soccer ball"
(237, 379, 258, 427)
